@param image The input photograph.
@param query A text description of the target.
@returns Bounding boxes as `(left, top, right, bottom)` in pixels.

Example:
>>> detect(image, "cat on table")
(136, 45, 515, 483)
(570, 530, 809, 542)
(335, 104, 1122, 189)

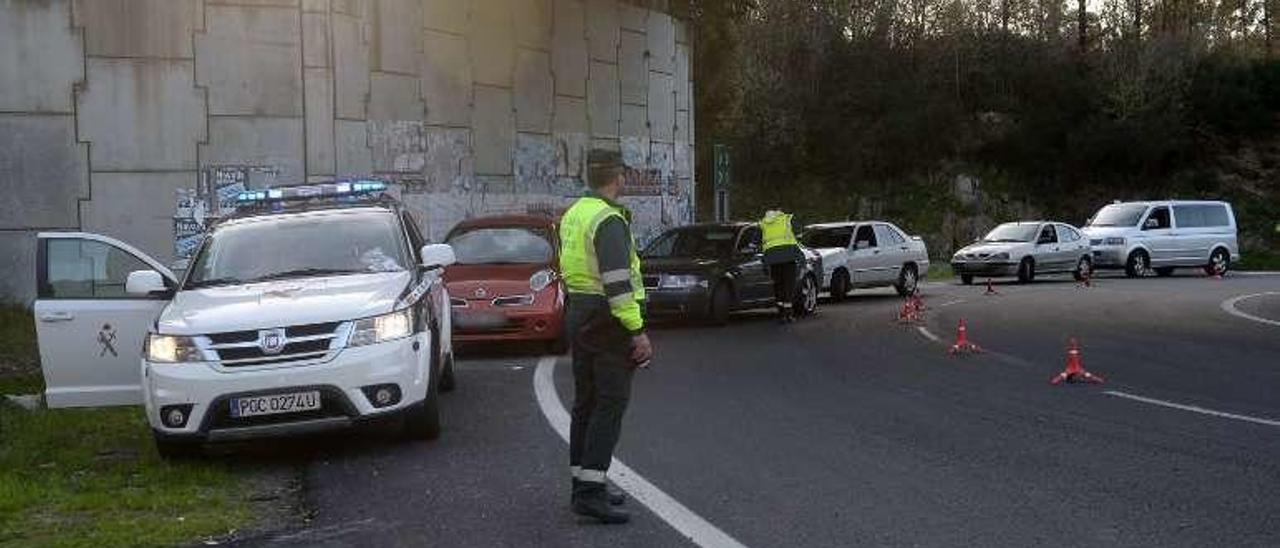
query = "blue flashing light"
(232, 179, 390, 206)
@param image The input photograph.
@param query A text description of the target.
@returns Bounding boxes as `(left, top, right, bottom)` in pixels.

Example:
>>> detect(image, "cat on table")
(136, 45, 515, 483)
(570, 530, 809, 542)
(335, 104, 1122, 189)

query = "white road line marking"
(1104, 390, 1280, 428)
(1220, 292, 1280, 327)
(534, 356, 749, 548)
(935, 299, 965, 308)
(915, 326, 942, 343)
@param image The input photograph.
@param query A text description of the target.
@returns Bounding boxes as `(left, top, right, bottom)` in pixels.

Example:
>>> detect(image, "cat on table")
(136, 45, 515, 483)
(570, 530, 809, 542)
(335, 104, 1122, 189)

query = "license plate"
(229, 390, 321, 418)
(455, 311, 509, 329)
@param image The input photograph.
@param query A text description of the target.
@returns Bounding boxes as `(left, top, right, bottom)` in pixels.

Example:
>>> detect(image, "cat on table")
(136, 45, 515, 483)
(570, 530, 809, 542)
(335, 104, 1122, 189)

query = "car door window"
(739, 226, 762, 254)
(1055, 225, 1079, 243)
(875, 225, 904, 246)
(40, 239, 157, 299)
(1144, 207, 1171, 230)
(1037, 225, 1058, 245)
(853, 225, 877, 250)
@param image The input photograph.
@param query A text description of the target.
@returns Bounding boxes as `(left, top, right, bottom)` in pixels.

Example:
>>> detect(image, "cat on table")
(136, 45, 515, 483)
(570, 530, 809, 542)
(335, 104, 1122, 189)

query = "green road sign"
(713, 144, 731, 190)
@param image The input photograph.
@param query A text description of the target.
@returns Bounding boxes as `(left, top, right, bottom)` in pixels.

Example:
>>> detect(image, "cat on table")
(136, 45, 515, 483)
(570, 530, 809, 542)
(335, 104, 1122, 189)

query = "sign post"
(713, 144, 731, 222)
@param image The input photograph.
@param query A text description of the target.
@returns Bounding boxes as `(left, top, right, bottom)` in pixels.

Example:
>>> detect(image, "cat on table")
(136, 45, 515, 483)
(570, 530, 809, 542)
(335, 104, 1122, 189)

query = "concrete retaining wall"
(0, 0, 694, 304)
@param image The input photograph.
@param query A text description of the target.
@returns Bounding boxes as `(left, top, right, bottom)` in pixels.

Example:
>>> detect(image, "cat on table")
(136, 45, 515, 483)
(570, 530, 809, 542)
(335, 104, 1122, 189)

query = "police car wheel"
(1016, 258, 1035, 284)
(830, 270, 850, 302)
(403, 387, 442, 441)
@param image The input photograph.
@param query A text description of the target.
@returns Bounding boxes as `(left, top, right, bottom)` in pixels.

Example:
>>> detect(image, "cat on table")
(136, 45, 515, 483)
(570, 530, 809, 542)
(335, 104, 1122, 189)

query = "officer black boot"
(572, 481, 630, 524)
(573, 478, 626, 506)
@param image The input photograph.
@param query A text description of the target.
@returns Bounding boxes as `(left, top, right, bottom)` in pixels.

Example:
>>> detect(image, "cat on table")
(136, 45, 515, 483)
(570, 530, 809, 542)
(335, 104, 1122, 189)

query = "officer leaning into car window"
(559, 148, 653, 524)
(759, 209, 804, 323)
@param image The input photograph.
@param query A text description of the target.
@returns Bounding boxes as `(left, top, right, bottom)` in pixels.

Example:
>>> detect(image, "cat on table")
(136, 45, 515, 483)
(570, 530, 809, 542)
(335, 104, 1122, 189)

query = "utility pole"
(1078, 0, 1088, 51)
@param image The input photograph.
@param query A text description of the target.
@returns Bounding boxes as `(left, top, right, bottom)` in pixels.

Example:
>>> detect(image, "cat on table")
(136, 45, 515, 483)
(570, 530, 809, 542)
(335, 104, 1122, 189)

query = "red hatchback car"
(443, 215, 566, 353)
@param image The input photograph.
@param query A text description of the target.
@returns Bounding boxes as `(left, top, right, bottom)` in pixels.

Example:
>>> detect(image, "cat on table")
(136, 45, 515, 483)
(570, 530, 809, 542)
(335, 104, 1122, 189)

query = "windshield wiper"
(248, 268, 369, 283)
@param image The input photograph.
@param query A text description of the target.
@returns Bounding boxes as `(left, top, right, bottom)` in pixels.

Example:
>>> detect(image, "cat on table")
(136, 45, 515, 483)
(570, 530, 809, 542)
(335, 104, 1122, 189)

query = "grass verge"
(1238, 250, 1280, 271)
(0, 402, 293, 548)
(926, 262, 955, 281)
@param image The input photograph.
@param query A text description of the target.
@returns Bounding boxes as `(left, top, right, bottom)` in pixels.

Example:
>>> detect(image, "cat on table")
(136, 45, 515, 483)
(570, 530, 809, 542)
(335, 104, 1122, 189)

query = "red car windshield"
(446, 227, 554, 265)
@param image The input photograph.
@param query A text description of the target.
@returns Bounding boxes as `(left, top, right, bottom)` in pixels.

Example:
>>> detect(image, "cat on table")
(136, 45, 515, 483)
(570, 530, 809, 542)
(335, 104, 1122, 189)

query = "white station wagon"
(801, 221, 931, 300)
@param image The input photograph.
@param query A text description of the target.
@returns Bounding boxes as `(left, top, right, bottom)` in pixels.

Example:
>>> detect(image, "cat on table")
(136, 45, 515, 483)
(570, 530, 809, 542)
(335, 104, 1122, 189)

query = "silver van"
(1082, 200, 1240, 277)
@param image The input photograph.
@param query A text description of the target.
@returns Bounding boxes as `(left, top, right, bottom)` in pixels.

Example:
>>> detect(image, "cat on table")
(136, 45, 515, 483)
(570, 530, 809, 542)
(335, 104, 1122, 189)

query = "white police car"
(32, 181, 458, 457)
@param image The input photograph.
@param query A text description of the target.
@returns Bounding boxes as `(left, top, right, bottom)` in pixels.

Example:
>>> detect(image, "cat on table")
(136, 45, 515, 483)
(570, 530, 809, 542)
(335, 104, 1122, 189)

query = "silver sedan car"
(951, 221, 1093, 284)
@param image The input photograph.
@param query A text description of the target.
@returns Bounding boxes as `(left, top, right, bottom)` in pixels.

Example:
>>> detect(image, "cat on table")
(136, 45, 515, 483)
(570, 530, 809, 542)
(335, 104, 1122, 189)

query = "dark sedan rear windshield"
(801, 227, 852, 249)
(446, 227, 554, 265)
(643, 228, 738, 258)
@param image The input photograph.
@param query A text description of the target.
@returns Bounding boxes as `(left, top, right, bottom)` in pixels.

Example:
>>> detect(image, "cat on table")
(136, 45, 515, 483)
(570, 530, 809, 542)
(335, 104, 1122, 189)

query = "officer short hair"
(587, 149, 626, 190)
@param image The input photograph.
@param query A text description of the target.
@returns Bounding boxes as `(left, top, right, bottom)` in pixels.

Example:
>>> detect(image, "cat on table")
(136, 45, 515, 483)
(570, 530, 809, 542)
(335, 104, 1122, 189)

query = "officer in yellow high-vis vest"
(559, 149, 652, 525)
(760, 209, 804, 323)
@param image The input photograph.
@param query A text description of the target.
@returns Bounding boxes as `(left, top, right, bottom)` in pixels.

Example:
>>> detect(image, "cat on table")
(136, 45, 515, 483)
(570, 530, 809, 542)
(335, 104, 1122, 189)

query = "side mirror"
(126, 270, 167, 296)
(420, 244, 457, 270)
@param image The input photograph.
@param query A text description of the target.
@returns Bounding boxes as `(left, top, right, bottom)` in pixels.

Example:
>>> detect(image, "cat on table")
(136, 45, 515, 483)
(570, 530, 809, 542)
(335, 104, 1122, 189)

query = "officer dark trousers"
(567, 297, 635, 486)
(769, 261, 798, 311)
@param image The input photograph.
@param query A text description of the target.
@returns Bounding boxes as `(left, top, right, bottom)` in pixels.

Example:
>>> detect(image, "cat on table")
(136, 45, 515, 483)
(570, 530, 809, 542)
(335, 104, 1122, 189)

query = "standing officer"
(759, 209, 804, 323)
(559, 149, 653, 524)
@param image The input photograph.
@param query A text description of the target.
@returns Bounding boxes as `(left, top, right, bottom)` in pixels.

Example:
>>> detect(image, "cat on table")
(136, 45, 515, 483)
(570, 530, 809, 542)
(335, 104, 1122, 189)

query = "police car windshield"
(982, 223, 1040, 243)
(185, 209, 410, 289)
(643, 228, 737, 258)
(1088, 203, 1148, 227)
(446, 227, 553, 265)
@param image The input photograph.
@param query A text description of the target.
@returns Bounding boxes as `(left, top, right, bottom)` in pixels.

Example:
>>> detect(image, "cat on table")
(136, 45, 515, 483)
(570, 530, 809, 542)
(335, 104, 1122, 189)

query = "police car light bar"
(235, 180, 388, 204)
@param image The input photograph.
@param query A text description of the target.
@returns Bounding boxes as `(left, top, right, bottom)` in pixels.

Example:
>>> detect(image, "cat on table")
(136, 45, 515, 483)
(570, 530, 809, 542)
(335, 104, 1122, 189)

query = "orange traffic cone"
(948, 318, 982, 355)
(896, 289, 926, 324)
(984, 279, 999, 296)
(1077, 269, 1092, 289)
(1049, 338, 1104, 385)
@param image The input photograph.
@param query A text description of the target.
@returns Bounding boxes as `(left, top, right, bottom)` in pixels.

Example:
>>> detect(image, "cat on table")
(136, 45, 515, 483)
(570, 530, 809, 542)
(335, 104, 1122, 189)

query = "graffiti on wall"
(172, 166, 280, 268)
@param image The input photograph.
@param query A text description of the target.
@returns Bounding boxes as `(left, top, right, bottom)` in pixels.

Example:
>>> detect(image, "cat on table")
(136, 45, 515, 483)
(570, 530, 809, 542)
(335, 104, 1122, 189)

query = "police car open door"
(34, 233, 178, 408)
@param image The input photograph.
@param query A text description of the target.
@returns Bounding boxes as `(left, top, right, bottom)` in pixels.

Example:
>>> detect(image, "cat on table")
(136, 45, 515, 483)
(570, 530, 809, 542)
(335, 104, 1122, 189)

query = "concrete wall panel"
(515, 132, 556, 193)
(423, 127, 473, 192)
(551, 0, 587, 98)
(647, 11, 675, 75)
(619, 30, 646, 105)
(553, 96, 587, 135)
(336, 119, 373, 175)
(470, 0, 515, 87)
(620, 103, 647, 139)
(374, 0, 421, 74)
(202, 117, 305, 183)
(473, 86, 514, 175)
(588, 61, 619, 138)
(619, 2, 646, 31)
(647, 71, 674, 142)
(0, 0, 83, 113)
(305, 68, 336, 175)
(0, 116, 87, 229)
(423, 0, 468, 33)
(0, 232, 37, 304)
(197, 5, 302, 116)
(513, 0, 550, 49)
(585, 0, 618, 62)
(422, 30, 471, 126)
(79, 172, 195, 268)
(333, 13, 370, 119)
(77, 58, 205, 171)
(675, 43, 690, 111)
(515, 50, 553, 133)
(76, 0, 194, 58)
(369, 72, 423, 121)
(303, 12, 331, 68)
(368, 120, 427, 172)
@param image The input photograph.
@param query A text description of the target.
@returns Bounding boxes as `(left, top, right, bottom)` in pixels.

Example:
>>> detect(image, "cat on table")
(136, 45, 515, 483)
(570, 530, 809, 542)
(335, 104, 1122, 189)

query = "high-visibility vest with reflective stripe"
(760, 213, 798, 251)
(559, 197, 645, 303)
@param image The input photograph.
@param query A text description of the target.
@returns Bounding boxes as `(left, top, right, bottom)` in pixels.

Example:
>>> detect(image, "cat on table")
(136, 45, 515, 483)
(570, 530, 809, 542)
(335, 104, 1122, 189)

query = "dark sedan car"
(641, 223, 822, 324)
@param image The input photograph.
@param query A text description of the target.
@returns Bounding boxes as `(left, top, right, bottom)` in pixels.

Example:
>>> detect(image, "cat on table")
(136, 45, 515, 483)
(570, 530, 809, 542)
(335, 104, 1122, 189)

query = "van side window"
(1144, 207, 1171, 230)
(1201, 205, 1229, 227)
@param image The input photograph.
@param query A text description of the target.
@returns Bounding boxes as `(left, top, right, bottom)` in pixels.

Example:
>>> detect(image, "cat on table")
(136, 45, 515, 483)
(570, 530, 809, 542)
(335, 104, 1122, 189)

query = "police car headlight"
(146, 334, 201, 363)
(989, 252, 1010, 261)
(349, 309, 413, 347)
(529, 269, 556, 292)
(659, 274, 708, 289)
(1104, 237, 1126, 246)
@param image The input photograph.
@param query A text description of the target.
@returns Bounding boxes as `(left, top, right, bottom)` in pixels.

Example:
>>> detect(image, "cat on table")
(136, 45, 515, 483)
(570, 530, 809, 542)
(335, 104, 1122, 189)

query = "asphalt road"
(248, 271, 1280, 547)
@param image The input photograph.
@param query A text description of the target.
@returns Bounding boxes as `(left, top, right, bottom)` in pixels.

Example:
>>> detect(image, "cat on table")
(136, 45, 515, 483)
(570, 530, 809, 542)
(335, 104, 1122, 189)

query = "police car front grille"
(206, 322, 345, 368)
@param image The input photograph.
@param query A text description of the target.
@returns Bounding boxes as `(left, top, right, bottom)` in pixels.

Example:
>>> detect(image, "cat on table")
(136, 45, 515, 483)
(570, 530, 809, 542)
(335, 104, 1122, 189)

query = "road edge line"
(1220, 292, 1280, 328)
(916, 326, 942, 343)
(534, 356, 749, 548)
(1104, 390, 1280, 427)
